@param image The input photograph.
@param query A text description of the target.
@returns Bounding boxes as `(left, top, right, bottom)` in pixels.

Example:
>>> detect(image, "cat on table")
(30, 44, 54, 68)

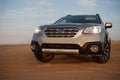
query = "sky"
(0, 0, 120, 44)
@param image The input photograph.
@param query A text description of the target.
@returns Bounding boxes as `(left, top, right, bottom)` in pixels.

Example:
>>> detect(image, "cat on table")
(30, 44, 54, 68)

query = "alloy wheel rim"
(102, 43, 110, 61)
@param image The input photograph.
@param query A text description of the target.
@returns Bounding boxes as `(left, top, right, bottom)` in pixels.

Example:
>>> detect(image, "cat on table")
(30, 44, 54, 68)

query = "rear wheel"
(92, 41, 110, 63)
(34, 52, 55, 62)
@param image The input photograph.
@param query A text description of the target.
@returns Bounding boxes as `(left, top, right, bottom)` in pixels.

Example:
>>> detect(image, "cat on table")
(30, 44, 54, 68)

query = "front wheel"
(34, 52, 55, 62)
(92, 41, 110, 63)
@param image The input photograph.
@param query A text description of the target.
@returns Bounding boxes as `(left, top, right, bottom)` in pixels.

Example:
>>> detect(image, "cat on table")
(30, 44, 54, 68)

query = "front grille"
(44, 27, 79, 37)
(41, 43, 81, 49)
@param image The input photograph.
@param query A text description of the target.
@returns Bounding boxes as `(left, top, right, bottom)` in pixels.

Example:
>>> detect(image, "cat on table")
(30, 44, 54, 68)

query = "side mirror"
(105, 22, 112, 29)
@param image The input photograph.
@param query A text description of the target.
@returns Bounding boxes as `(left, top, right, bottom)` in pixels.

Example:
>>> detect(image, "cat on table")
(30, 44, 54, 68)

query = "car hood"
(40, 23, 102, 29)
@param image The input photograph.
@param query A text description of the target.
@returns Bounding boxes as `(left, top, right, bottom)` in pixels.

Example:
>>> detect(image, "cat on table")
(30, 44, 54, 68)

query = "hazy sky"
(0, 0, 120, 44)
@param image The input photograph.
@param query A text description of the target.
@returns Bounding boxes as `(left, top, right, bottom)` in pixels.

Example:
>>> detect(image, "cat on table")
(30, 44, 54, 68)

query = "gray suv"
(31, 14, 112, 63)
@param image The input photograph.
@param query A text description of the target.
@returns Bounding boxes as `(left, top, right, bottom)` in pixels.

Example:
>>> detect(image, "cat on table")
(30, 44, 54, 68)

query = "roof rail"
(66, 14, 72, 17)
(96, 14, 99, 17)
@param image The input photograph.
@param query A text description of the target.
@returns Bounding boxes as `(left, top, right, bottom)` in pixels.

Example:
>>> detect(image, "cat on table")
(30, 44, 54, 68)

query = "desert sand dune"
(0, 41, 120, 80)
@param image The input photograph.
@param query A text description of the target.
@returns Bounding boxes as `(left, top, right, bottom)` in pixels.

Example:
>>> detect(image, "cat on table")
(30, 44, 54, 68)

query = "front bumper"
(31, 40, 103, 55)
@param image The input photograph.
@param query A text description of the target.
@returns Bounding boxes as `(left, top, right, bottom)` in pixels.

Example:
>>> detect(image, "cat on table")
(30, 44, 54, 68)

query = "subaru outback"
(31, 14, 112, 63)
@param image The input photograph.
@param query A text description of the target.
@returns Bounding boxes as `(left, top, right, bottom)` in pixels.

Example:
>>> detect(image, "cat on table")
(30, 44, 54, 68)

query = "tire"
(34, 52, 55, 62)
(92, 41, 110, 63)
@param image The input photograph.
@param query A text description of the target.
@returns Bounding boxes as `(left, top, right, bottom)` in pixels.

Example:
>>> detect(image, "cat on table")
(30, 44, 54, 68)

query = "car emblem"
(58, 28, 64, 33)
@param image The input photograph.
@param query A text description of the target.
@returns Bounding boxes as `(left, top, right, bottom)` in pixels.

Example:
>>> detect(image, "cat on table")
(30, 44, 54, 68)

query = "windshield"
(55, 15, 99, 24)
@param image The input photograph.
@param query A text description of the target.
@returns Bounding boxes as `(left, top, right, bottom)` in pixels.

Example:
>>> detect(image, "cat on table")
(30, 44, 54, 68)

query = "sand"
(0, 41, 120, 80)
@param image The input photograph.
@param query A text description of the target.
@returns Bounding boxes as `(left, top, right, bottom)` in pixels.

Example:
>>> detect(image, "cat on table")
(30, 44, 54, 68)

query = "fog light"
(90, 45, 99, 53)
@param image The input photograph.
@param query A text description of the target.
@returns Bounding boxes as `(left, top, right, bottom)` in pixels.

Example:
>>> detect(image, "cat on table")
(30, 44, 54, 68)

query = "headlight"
(35, 27, 41, 33)
(83, 26, 101, 34)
